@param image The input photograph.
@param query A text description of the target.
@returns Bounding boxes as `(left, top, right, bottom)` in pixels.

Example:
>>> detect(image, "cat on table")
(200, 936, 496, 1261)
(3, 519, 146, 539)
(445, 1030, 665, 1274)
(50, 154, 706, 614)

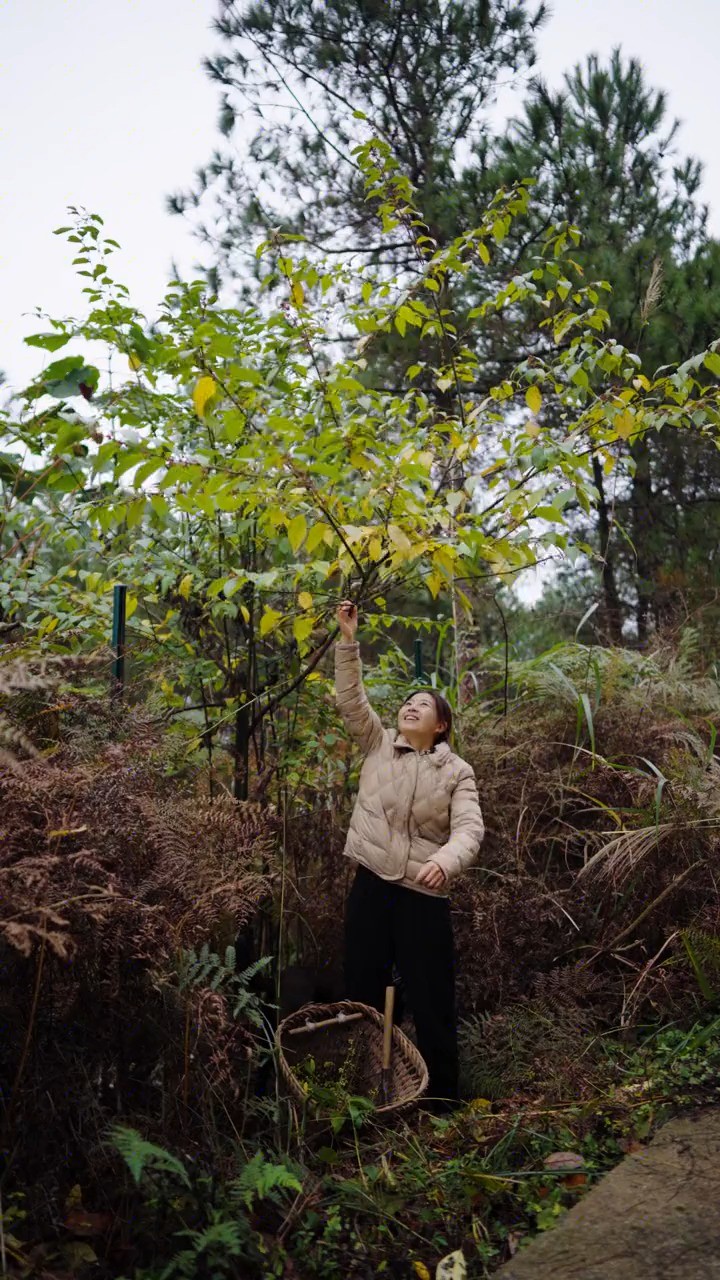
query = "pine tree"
(484, 51, 720, 643)
(169, 0, 547, 283)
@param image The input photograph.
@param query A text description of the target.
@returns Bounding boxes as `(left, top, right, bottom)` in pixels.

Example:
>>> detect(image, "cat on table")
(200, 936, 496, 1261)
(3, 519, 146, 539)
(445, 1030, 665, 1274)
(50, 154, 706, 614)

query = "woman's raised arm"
(334, 600, 384, 756)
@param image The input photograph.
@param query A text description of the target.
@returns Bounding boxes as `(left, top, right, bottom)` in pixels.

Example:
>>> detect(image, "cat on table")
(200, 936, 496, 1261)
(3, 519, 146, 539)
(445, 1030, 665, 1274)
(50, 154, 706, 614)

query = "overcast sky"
(1, 0, 718, 395)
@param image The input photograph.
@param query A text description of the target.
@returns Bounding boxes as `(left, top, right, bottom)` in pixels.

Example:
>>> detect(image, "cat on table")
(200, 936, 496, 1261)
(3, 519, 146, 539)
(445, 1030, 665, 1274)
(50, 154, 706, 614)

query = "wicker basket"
(276, 999, 428, 1118)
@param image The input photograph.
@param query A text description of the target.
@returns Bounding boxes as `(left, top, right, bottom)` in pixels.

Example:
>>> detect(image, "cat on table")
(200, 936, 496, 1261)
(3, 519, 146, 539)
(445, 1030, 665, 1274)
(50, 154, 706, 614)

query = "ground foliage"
(1, 625, 720, 1278)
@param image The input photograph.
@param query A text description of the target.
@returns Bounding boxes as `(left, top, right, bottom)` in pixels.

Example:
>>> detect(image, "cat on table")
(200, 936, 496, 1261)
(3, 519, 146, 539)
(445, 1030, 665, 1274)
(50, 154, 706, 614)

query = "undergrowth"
(3, 632, 720, 1277)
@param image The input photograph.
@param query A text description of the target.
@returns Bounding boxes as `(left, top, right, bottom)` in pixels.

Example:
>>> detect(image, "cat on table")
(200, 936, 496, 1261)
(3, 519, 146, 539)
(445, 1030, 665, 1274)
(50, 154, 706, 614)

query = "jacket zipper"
(405, 752, 420, 859)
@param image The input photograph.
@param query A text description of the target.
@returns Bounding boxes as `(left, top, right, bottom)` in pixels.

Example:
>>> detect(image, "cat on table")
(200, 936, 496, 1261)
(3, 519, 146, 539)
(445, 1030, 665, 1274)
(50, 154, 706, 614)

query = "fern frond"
(231, 1151, 302, 1209)
(109, 1126, 191, 1188)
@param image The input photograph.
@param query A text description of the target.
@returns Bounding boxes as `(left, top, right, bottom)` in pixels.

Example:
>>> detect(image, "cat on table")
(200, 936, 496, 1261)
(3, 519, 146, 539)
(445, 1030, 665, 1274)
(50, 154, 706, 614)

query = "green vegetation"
(2, 4, 720, 1275)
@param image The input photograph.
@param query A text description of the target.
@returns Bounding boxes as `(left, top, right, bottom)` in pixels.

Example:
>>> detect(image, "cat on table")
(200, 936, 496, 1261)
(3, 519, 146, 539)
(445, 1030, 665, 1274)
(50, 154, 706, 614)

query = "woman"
(335, 600, 485, 1112)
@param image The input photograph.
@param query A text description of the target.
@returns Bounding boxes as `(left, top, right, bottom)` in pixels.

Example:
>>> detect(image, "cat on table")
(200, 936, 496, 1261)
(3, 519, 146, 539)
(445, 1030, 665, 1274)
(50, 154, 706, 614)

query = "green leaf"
(288, 514, 307, 553)
(704, 352, 720, 378)
(41, 356, 99, 399)
(110, 1126, 191, 1188)
(24, 332, 71, 352)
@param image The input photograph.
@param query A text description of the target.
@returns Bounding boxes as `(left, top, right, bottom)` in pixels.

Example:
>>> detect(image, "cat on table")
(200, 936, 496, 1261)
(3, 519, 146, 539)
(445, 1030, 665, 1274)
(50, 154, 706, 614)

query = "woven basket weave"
(276, 999, 428, 1117)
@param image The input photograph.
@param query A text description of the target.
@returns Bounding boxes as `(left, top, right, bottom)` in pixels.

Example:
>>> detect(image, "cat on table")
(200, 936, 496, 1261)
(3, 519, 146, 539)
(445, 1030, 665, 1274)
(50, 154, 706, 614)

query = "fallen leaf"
(64, 1208, 111, 1237)
(507, 1231, 523, 1257)
(543, 1150, 584, 1172)
(562, 1172, 588, 1189)
(436, 1250, 467, 1280)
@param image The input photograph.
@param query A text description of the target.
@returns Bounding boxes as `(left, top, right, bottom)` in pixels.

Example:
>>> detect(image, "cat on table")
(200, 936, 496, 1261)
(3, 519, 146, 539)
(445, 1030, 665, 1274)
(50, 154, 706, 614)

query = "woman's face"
(397, 692, 445, 742)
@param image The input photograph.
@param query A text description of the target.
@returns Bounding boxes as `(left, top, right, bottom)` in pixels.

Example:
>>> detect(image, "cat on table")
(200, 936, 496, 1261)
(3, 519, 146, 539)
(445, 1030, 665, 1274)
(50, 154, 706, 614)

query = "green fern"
(177, 944, 275, 1027)
(110, 1126, 191, 1188)
(230, 1150, 302, 1210)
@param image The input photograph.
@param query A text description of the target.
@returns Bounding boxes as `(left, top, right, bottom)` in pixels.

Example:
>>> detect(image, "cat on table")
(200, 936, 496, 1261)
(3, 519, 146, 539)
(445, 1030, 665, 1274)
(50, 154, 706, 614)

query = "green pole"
(414, 637, 423, 682)
(111, 584, 127, 696)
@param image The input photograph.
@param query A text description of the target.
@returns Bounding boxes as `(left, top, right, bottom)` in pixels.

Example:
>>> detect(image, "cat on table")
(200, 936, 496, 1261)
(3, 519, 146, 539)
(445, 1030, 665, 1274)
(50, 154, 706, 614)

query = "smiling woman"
(398, 689, 453, 749)
(331, 600, 485, 1112)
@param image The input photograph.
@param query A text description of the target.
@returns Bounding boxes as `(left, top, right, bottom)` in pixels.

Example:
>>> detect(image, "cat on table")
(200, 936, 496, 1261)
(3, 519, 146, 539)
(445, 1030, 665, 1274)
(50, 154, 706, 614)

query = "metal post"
(111, 584, 127, 696)
(414, 636, 424, 682)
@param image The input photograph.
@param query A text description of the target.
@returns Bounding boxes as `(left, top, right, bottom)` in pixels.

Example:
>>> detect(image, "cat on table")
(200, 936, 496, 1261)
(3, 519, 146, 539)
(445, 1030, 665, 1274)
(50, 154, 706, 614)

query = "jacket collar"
(392, 732, 451, 767)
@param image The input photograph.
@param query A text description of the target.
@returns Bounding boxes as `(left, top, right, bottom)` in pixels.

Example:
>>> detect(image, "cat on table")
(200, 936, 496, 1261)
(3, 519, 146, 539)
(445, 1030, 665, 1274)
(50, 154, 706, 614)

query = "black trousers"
(343, 863, 458, 1105)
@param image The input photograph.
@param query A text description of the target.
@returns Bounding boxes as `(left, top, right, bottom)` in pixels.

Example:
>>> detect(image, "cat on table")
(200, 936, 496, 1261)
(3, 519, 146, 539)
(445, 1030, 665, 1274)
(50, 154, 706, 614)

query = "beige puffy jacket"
(335, 642, 485, 898)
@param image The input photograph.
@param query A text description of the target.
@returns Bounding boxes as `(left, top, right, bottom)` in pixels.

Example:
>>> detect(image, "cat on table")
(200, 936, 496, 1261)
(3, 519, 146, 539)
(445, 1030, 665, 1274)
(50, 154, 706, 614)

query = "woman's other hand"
(337, 599, 358, 642)
(414, 861, 447, 890)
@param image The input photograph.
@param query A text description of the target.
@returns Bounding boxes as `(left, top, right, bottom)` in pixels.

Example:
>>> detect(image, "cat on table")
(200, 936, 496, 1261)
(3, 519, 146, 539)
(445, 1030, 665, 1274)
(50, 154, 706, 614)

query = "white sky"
(2, 0, 719, 396)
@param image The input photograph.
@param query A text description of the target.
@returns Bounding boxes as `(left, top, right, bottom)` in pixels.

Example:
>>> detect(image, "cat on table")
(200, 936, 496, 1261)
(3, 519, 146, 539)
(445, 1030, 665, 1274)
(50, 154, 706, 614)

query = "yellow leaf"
(293, 614, 314, 645)
(525, 385, 542, 415)
(525, 419, 541, 438)
(288, 514, 307, 553)
(291, 281, 305, 307)
(412, 1263, 431, 1280)
(388, 524, 412, 553)
(298, 591, 313, 610)
(259, 608, 283, 638)
(240, 604, 250, 624)
(614, 410, 635, 440)
(178, 574, 193, 600)
(477, 241, 490, 266)
(368, 537, 383, 562)
(65, 1184, 84, 1211)
(128, 352, 142, 371)
(193, 375, 216, 419)
(63, 1243, 98, 1267)
(306, 523, 328, 553)
(427, 570, 443, 599)
(433, 547, 456, 573)
(126, 593, 138, 619)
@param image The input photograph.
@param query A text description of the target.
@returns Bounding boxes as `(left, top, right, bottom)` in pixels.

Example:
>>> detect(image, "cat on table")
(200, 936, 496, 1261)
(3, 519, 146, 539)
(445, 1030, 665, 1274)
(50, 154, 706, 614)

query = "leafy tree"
(176, 15, 720, 646)
(6, 144, 720, 809)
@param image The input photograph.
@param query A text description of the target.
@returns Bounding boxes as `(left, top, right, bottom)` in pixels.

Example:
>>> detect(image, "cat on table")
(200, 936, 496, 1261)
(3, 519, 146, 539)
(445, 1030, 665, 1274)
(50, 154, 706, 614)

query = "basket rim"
(275, 998, 428, 1115)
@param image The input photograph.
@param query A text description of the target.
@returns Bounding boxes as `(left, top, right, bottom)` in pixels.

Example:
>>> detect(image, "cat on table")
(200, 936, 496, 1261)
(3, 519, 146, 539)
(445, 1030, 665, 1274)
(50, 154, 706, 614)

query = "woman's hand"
(415, 860, 447, 890)
(337, 599, 358, 642)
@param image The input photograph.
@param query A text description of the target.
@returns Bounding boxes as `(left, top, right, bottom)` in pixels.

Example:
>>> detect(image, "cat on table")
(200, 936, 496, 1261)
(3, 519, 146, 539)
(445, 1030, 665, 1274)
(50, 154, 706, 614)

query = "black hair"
(400, 689, 453, 745)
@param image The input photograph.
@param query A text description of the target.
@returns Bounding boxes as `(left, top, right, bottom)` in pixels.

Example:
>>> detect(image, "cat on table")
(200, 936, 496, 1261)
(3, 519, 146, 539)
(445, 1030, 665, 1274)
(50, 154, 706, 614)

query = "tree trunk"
(630, 436, 656, 646)
(592, 455, 624, 645)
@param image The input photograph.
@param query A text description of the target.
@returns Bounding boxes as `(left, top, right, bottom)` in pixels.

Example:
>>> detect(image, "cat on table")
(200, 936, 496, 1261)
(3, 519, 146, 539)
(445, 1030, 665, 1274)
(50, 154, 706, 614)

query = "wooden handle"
(287, 1011, 364, 1036)
(382, 984, 395, 1070)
